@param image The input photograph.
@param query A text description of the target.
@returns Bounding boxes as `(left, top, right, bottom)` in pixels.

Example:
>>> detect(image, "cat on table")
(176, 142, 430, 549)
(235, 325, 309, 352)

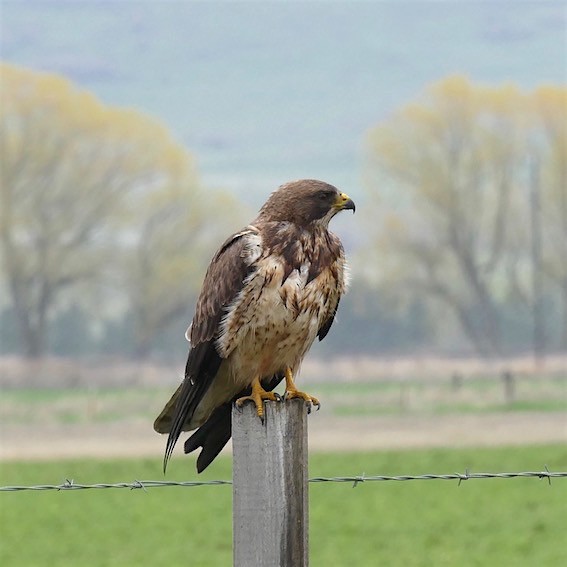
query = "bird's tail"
(184, 403, 232, 473)
(153, 383, 183, 434)
(183, 372, 285, 473)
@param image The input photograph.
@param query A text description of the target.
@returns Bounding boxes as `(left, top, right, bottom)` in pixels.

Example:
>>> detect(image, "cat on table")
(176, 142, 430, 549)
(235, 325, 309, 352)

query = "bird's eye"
(318, 191, 332, 201)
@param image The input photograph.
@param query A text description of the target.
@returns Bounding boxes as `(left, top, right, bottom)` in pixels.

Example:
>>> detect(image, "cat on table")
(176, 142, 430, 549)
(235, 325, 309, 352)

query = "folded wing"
(154, 227, 259, 471)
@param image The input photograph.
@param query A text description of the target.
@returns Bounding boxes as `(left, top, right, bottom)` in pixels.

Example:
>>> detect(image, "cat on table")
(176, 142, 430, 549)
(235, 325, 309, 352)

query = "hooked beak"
(333, 192, 356, 213)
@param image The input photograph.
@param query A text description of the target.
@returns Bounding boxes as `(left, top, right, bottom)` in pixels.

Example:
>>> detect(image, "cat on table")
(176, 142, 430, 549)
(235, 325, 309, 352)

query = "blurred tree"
(0, 307, 23, 355)
(314, 279, 434, 355)
(97, 310, 137, 357)
(0, 64, 219, 358)
(50, 303, 94, 356)
(532, 86, 567, 351)
(366, 76, 539, 357)
(125, 187, 242, 358)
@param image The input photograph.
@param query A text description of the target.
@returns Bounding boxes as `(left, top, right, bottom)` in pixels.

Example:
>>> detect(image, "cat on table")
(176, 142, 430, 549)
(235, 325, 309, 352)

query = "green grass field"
(1, 444, 566, 566)
(2, 372, 565, 426)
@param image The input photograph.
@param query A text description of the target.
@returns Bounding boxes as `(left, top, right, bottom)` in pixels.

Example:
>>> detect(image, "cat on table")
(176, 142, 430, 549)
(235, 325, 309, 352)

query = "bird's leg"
(235, 377, 280, 421)
(283, 367, 320, 412)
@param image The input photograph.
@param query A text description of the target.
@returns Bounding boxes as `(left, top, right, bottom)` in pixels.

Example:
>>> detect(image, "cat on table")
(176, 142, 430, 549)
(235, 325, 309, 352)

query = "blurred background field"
(1, 355, 565, 465)
(1, 360, 566, 427)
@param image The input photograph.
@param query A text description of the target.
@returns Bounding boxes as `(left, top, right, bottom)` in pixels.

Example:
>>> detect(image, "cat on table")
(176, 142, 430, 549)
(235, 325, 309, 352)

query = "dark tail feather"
(184, 403, 232, 473)
(184, 372, 285, 473)
(163, 376, 195, 473)
(162, 342, 223, 473)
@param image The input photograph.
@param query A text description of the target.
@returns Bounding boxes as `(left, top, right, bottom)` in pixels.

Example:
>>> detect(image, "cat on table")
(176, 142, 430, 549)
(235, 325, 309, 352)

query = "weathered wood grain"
(232, 399, 309, 567)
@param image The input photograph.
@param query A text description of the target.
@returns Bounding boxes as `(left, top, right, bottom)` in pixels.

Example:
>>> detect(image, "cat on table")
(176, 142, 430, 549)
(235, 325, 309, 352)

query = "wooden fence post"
(502, 371, 515, 405)
(232, 399, 309, 567)
(451, 372, 464, 392)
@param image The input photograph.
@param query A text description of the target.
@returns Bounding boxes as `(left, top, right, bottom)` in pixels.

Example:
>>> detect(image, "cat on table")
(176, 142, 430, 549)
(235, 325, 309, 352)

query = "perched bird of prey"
(154, 179, 355, 472)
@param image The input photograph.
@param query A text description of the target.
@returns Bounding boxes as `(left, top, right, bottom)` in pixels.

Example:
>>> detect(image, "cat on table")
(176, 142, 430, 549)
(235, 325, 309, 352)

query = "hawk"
(154, 179, 355, 472)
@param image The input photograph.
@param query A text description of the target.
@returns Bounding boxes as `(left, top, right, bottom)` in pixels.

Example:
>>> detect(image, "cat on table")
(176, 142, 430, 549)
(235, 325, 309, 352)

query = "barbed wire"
(1, 467, 565, 492)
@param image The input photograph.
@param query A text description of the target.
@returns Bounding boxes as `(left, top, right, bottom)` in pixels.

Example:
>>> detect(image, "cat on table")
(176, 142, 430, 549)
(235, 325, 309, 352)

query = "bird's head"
(258, 179, 355, 228)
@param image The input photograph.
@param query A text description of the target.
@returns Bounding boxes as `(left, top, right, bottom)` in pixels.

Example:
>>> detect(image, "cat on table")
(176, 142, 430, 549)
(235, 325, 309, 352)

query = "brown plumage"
(154, 179, 355, 472)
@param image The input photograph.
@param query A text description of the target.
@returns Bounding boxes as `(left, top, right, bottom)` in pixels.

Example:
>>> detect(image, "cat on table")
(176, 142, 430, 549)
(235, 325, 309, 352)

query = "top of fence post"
(232, 399, 309, 567)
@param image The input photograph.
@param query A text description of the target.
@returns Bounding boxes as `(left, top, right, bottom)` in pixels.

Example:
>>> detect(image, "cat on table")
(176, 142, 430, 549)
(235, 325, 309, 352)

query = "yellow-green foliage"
(0, 63, 242, 357)
(364, 77, 567, 356)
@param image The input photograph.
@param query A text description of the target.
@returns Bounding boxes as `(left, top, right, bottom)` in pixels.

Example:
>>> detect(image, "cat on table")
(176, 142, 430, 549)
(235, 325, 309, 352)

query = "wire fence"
(2, 467, 565, 492)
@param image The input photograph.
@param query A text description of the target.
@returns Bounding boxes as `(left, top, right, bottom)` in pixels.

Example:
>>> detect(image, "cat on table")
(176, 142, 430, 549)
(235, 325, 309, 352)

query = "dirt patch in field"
(1, 411, 565, 462)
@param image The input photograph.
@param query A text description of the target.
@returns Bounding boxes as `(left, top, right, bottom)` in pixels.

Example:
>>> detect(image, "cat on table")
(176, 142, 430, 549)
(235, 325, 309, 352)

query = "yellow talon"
(235, 377, 280, 420)
(284, 368, 320, 411)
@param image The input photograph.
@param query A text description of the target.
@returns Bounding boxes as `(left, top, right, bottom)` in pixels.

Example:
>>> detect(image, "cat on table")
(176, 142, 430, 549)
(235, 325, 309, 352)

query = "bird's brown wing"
(317, 296, 341, 341)
(155, 227, 259, 471)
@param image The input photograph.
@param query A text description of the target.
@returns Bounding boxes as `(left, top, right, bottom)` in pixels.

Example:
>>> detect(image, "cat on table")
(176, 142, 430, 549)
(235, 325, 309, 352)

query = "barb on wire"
(1, 468, 565, 492)
(309, 468, 565, 486)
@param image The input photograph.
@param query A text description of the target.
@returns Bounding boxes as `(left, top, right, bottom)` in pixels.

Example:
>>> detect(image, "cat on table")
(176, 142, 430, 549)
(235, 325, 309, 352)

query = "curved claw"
(284, 389, 320, 414)
(283, 367, 320, 414)
(235, 380, 280, 421)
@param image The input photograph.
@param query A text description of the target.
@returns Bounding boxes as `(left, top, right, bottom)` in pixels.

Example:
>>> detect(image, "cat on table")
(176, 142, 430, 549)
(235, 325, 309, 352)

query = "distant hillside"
(2, 1, 564, 203)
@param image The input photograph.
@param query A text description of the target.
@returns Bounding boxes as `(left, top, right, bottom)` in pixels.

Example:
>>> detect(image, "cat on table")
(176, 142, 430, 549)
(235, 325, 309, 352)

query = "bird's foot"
(284, 388, 320, 413)
(235, 381, 281, 421)
(283, 367, 320, 413)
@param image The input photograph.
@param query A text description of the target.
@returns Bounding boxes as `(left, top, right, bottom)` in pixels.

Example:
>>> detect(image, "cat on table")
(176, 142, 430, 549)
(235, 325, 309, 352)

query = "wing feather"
(155, 227, 259, 471)
(190, 228, 259, 345)
(318, 235, 346, 341)
(317, 296, 340, 341)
